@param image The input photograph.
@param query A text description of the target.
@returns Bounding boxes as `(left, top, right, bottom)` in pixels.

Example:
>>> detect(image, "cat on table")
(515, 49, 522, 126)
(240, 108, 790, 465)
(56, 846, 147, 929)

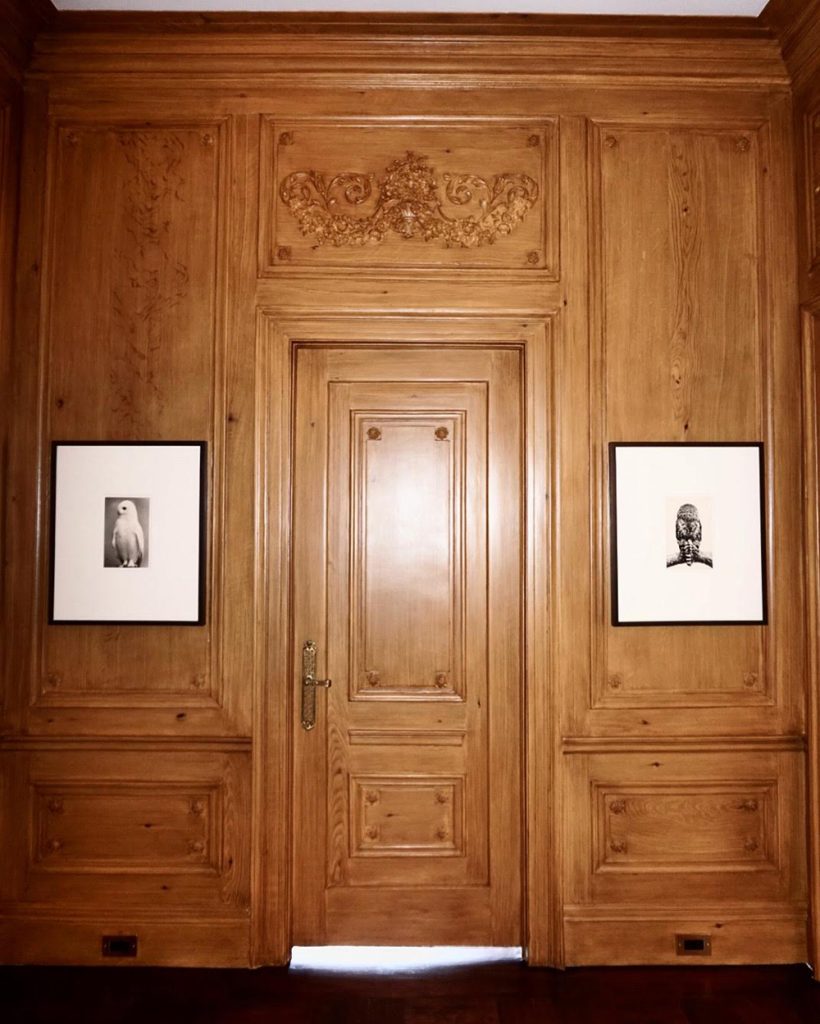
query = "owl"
(112, 500, 144, 567)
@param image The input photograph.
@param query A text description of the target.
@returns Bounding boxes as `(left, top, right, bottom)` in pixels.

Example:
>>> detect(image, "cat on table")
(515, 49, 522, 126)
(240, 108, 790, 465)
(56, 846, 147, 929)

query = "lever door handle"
(301, 640, 332, 731)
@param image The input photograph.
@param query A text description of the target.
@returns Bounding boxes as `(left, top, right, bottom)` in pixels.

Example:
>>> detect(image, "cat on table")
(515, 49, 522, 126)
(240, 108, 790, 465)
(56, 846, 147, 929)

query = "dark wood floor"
(3, 962, 820, 1023)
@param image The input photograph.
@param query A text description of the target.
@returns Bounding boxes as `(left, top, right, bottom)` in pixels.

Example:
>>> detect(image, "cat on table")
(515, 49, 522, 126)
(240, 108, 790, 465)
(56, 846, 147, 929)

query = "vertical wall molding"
(802, 305, 820, 976)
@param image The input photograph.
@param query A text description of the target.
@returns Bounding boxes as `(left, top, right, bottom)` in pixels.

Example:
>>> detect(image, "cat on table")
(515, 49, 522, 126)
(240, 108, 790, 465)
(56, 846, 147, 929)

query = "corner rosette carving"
(279, 151, 539, 250)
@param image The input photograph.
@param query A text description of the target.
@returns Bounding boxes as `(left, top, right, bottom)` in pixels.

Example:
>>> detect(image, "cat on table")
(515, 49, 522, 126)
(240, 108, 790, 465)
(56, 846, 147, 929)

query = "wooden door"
(291, 344, 522, 946)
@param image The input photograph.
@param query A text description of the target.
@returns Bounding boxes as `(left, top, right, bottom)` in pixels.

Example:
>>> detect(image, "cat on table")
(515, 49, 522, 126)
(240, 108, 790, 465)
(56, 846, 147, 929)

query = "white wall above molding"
(51, 1, 770, 18)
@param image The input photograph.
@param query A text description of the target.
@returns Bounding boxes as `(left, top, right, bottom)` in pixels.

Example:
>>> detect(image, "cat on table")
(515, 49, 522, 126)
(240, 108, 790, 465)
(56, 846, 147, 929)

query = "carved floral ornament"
(278, 151, 539, 250)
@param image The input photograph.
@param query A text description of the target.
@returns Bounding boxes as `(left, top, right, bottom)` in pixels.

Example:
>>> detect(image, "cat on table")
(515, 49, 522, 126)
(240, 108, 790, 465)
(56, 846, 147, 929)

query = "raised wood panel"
(565, 750, 805, 911)
(351, 410, 466, 700)
(22, 117, 247, 736)
(9, 749, 250, 913)
(594, 784, 777, 872)
(260, 120, 557, 276)
(46, 121, 221, 439)
(31, 783, 220, 873)
(590, 119, 777, 719)
(350, 775, 465, 857)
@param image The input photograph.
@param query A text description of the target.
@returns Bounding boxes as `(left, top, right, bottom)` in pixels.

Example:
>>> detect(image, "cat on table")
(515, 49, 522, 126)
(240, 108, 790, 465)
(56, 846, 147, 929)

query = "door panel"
(292, 345, 522, 945)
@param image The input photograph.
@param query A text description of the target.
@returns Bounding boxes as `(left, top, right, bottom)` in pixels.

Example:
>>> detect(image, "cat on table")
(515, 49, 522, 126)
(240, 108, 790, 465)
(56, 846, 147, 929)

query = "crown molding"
(29, 13, 786, 86)
(0, 0, 55, 86)
(762, 0, 820, 93)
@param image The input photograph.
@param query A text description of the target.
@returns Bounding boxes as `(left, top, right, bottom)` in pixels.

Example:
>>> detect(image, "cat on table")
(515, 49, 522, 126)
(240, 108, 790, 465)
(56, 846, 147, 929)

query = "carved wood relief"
(279, 151, 538, 249)
(262, 121, 557, 274)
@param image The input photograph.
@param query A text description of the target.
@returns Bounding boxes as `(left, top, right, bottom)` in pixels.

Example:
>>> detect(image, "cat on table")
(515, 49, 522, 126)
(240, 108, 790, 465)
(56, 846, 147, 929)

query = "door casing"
(252, 314, 556, 965)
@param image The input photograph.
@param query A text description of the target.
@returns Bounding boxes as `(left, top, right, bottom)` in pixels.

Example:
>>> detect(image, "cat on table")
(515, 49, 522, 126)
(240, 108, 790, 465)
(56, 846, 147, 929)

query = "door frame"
(251, 313, 558, 966)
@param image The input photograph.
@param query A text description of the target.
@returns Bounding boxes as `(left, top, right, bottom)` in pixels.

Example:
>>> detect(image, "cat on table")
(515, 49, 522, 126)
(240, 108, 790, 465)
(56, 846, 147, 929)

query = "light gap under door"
(289, 946, 523, 973)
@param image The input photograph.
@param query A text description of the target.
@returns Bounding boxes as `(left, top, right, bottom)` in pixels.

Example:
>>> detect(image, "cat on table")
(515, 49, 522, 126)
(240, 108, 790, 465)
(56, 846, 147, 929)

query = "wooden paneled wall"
(0, 9, 809, 967)
(766, 0, 820, 980)
(0, 0, 53, 770)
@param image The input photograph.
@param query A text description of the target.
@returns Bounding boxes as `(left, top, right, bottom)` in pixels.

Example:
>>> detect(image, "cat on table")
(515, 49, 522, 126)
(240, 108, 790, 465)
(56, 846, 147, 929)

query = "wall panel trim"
(253, 313, 556, 966)
(563, 736, 805, 753)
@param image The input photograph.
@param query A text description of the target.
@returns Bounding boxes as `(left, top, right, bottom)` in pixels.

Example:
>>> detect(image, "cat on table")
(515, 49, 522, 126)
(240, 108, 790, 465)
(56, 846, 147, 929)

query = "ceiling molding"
(31, 14, 787, 87)
(762, 0, 820, 91)
(52, 1, 769, 16)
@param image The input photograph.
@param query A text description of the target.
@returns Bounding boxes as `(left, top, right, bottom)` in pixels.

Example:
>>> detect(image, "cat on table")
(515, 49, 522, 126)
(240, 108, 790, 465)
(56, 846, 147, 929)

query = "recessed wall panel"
(594, 122, 766, 706)
(37, 121, 228, 722)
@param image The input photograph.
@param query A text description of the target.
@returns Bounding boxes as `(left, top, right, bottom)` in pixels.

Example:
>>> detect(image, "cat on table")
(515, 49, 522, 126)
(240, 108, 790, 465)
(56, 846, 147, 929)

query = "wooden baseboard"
(0, 913, 251, 967)
(563, 907, 808, 966)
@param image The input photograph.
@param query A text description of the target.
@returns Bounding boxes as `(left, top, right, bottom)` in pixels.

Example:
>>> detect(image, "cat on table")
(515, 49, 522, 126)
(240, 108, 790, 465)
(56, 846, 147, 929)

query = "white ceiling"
(51, 1, 771, 17)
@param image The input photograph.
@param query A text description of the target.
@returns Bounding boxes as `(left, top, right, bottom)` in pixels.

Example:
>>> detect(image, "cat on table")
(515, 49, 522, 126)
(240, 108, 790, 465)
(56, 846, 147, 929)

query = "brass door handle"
(301, 640, 332, 731)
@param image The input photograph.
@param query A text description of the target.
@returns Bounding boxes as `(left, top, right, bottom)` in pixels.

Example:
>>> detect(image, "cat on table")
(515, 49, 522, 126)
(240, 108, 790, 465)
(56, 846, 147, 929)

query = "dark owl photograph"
(666, 498, 714, 569)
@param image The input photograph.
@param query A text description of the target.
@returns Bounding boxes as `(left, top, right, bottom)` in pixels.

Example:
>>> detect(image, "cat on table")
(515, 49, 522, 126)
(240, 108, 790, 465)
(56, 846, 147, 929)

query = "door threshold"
(289, 946, 523, 973)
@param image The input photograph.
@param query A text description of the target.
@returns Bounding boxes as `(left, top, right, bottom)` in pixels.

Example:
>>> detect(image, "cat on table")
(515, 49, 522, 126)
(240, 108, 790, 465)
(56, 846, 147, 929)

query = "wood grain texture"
(261, 315, 552, 962)
(768, 0, 820, 978)
(0, 0, 53, 91)
(563, 911, 807, 966)
(803, 308, 820, 979)
(291, 342, 521, 946)
(565, 750, 805, 911)
(29, 15, 786, 85)
(24, 117, 249, 738)
(0, 10, 808, 970)
(582, 107, 803, 744)
(0, 0, 52, 734)
(595, 122, 763, 707)
(1, 748, 250, 919)
(0, 917, 250, 967)
(0, 100, 16, 721)
(763, 0, 820, 92)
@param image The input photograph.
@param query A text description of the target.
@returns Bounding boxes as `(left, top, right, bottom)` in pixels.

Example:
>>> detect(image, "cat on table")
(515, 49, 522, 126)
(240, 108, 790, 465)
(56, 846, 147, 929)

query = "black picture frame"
(609, 442, 767, 627)
(49, 441, 207, 625)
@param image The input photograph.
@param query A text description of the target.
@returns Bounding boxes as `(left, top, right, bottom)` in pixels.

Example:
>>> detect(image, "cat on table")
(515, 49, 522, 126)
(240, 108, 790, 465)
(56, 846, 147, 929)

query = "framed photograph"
(49, 441, 207, 625)
(609, 442, 767, 626)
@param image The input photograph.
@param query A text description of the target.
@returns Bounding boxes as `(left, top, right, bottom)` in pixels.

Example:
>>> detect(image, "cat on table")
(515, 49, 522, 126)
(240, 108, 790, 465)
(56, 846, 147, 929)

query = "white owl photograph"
(50, 441, 206, 624)
(104, 497, 149, 568)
